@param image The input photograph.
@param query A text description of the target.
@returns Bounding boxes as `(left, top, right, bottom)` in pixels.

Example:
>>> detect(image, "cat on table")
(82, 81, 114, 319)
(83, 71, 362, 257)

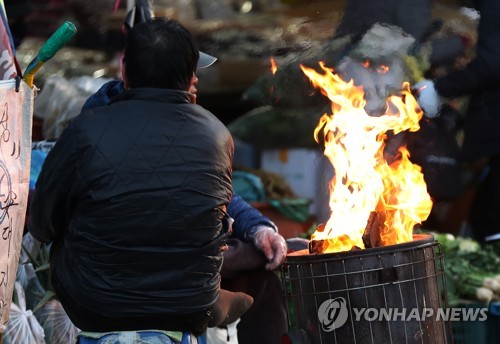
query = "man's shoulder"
(189, 105, 228, 130)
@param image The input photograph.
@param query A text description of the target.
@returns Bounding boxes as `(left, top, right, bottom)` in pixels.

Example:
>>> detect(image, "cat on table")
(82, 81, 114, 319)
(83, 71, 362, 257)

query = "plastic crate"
(450, 302, 500, 344)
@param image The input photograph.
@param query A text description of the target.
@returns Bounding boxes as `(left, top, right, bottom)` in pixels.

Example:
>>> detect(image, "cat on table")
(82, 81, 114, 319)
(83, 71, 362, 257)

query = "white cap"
(198, 51, 217, 68)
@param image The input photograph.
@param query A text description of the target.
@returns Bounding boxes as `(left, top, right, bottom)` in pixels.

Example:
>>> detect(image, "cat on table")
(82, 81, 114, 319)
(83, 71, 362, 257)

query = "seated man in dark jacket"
(28, 17, 253, 342)
(81, 79, 289, 344)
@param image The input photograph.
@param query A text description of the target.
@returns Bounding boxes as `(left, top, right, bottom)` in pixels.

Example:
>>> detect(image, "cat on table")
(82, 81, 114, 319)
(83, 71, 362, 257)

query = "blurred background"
(3, 2, 500, 344)
(4, 0, 481, 237)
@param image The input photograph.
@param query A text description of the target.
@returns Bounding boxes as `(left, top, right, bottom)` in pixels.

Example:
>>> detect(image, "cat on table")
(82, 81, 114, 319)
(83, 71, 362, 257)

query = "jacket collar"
(111, 88, 195, 105)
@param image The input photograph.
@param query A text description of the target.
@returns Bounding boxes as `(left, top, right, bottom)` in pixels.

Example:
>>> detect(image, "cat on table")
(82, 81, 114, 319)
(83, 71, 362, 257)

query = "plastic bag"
(35, 299, 80, 344)
(232, 171, 266, 203)
(34, 76, 111, 140)
(30, 149, 49, 189)
(3, 282, 46, 344)
(17, 233, 52, 311)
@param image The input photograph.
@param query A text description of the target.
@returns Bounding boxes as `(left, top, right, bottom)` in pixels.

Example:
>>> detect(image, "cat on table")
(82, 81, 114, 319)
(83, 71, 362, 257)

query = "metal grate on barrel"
(281, 234, 451, 344)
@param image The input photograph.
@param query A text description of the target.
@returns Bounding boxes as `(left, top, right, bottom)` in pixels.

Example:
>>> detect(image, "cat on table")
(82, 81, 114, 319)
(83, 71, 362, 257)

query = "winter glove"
(252, 226, 287, 270)
(414, 79, 441, 118)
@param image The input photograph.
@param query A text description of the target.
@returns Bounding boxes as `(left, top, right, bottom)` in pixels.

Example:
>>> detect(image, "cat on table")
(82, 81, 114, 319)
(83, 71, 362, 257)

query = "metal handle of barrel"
(23, 21, 77, 88)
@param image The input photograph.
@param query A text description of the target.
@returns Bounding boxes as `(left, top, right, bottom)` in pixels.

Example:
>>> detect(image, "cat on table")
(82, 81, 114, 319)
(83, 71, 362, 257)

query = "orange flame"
(361, 60, 389, 74)
(270, 57, 278, 75)
(302, 62, 432, 253)
(377, 65, 389, 74)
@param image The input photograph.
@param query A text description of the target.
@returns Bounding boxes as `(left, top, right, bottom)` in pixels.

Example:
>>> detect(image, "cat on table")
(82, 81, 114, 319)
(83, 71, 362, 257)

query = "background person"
(416, 0, 500, 242)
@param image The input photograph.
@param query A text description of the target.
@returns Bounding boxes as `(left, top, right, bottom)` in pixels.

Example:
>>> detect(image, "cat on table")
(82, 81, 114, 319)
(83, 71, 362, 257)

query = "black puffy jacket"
(29, 88, 234, 332)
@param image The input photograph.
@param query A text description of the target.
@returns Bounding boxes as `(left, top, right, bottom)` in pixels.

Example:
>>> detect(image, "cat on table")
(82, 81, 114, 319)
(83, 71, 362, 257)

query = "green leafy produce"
(433, 232, 500, 305)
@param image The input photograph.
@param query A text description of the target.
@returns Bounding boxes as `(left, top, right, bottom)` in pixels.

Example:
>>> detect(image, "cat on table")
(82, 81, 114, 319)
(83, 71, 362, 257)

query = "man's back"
(29, 87, 234, 332)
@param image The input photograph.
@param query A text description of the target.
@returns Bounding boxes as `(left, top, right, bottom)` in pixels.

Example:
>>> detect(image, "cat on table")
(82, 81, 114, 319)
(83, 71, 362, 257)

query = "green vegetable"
(432, 232, 500, 305)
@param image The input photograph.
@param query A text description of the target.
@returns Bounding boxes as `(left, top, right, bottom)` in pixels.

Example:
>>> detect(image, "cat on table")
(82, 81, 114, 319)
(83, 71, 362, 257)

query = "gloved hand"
(252, 226, 287, 270)
(414, 79, 441, 118)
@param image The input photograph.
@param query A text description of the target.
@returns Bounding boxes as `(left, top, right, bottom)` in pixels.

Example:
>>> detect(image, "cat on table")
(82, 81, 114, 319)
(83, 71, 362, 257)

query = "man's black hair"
(123, 17, 199, 90)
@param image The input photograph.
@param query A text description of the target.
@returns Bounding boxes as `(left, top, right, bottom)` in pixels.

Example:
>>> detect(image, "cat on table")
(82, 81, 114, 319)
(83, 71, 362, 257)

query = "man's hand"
(253, 226, 287, 270)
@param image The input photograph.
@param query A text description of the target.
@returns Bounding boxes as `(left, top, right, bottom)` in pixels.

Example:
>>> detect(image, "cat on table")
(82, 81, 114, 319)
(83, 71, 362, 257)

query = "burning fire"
(302, 62, 432, 253)
(360, 60, 389, 74)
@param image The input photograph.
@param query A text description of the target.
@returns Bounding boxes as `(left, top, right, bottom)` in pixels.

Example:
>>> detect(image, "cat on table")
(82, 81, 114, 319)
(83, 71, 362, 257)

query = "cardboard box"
(261, 148, 331, 221)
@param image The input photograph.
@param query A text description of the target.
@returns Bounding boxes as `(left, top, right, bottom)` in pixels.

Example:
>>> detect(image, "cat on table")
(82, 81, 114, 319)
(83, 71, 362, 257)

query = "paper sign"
(0, 79, 33, 333)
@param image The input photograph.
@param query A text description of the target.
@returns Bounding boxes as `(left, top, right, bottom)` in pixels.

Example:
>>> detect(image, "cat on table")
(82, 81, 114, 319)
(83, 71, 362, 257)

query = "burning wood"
(309, 211, 385, 254)
(309, 236, 363, 254)
(362, 211, 383, 249)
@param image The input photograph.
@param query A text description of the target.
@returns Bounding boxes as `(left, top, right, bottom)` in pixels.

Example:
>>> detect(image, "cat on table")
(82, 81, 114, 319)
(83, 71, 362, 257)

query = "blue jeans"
(77, 331, 207, 344)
